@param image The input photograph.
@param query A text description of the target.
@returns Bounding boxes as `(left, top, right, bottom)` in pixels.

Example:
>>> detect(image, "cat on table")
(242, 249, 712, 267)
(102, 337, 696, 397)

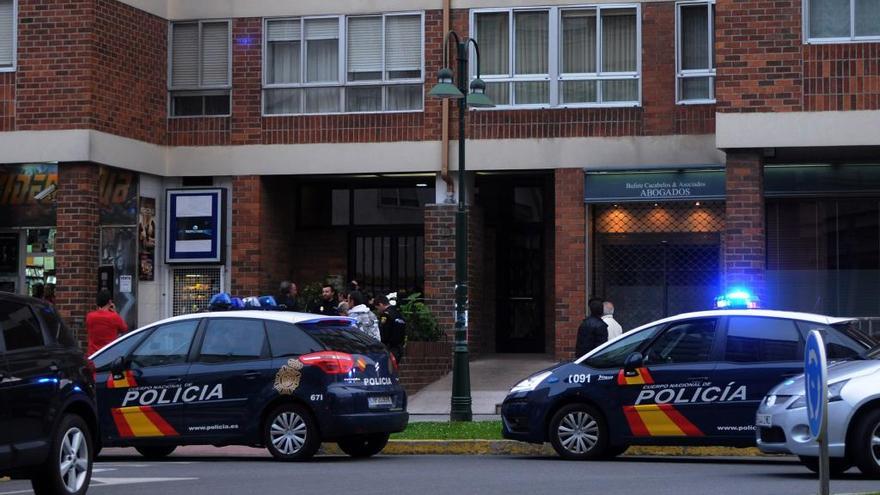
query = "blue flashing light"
(258, 295, 278, 309)
(37, 377, 59, 385)
(714, 289, 760, 309)
(242, 296, 262, 309)
(230, 297, 245, 310)
(208, 292, 233, 311)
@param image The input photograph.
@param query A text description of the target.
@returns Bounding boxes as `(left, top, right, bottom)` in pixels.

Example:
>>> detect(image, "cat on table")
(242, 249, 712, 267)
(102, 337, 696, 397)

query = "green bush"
(399, 292, 442, 342)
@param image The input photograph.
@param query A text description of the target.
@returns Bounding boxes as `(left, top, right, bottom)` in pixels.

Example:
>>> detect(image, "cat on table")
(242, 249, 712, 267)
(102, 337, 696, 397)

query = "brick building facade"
(0, 0, 878, 364)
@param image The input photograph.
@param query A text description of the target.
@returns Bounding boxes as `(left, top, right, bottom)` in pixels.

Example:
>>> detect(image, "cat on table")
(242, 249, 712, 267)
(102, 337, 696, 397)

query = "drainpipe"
(440, 0, 454, 202)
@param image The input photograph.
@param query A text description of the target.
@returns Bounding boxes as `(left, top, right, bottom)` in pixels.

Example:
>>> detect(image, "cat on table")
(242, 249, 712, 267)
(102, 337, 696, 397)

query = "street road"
(2, 453, 878, 495)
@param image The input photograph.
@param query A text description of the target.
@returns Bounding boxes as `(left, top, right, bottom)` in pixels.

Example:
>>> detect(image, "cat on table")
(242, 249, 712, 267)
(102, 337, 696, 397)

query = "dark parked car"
(0, 293, 97, 495)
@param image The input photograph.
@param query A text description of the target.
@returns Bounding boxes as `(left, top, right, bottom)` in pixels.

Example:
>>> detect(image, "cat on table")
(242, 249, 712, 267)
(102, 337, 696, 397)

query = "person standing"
(86, 289, 128, 356)
(346, 290, 380, 340)
(602, 301, 624, 341)
(375, 295, 406, 363)
(310, 284, 338, 316)
(575, 298, 608, 357)
(276, 281, 299, 311)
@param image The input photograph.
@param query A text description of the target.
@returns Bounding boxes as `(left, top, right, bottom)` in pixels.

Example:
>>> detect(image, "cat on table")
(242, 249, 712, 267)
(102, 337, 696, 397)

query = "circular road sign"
(805, 330, 828, 440)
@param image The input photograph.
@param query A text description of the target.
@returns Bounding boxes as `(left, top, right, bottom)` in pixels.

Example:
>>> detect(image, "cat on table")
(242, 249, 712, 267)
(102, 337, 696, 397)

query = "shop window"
(263, 13, 423, 115)
(0, 0, 15, 70)
(171, 266, 224, 316)
(25, 228, 55, 299)
(807, 0, 880, 41)
(473, 5, 640, 108)
(169, 21, 231, 117)
(676, 1, 715, 103)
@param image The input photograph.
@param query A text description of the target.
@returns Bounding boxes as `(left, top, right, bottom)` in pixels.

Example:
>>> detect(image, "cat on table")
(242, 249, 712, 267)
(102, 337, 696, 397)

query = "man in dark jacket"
(310, 284, 338, 316)
(375, 295, 406, 363)
(276, 281, 299, 311)
(575, 298, 608, 357)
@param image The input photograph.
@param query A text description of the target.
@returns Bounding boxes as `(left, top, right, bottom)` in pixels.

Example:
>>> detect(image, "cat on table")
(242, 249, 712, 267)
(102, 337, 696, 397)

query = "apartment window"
(169, 21, 232, 117)
(676, 1, 715, 103)
(473, 5, 640, 108)
(0, 0, 15, 70)
(263, 13, 423, 115)
(807, 0, 880, 40)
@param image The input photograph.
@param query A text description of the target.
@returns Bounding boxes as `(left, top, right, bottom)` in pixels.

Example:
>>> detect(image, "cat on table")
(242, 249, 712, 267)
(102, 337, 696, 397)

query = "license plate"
(756, 414, 772, 427)
(368, 396, 393, 409)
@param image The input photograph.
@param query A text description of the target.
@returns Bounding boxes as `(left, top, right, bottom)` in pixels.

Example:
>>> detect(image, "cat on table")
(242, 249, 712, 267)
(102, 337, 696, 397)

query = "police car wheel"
(135, 446, 177, 459)
(549, 404, 608, 460)
(264, 404, 320, 461)
(337, 433, 390, 458)
(31, 414, 93, 495)
(850, 407, 880, 477)
(797, 456, 853, 476)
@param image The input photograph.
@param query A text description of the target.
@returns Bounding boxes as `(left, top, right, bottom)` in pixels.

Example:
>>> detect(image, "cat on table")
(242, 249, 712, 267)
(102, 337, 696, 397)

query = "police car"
(89, 309, 407, 461)
(501, 297, 873, 460)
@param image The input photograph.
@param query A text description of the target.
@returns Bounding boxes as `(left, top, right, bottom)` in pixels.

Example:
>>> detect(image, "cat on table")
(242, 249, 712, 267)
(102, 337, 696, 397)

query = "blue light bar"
(714, 289, 760, 309)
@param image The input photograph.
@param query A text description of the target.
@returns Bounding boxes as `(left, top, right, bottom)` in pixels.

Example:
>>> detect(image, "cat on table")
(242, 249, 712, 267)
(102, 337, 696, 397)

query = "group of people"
(276, 280, 408, 363)
(575, 298, 623, 357)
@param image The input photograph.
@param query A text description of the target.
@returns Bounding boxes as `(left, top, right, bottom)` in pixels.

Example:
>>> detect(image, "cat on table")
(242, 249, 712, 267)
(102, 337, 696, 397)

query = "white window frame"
(470, 4, 642, 110)
(167, 19, 233, 118)
(0, 0, 17, 72)
(675, 0, 715, 105)
(804, 0, 880, 43)
(262, 11, 425, 116)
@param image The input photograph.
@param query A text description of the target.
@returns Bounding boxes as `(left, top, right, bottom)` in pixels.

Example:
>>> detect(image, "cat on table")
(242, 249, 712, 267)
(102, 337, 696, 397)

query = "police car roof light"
(242, 296, 262, 309)
(298, 317, 357, 327)
(714, 289, 760, 309)
(208, 292, 233, 311)
(230, 297, 245, 310)
(299, 351, 355, 374)
(258, 295, 278, 309)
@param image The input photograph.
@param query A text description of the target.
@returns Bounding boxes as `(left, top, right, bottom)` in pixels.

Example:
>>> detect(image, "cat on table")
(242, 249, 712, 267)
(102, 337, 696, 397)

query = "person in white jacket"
(602, 301, 624, 341)
(346, 290, 381, 341)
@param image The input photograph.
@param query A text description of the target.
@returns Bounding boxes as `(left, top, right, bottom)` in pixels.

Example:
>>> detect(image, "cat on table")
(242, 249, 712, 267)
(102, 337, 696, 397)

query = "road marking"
(92, 476, 199, 486)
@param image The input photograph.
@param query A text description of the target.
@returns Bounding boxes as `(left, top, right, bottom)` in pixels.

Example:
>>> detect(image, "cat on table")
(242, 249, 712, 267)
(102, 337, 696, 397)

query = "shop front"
(585, 169, 726, 331)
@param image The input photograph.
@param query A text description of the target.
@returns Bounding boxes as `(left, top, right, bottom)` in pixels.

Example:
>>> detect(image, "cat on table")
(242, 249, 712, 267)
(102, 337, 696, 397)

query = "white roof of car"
(88, 311, 353, 360)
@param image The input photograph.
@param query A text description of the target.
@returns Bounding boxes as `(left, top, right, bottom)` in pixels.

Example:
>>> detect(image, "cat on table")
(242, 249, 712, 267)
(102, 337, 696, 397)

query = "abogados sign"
(584, 170, 725, 203)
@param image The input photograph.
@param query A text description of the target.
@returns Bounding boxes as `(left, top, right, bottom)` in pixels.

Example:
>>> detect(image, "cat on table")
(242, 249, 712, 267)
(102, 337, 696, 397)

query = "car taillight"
(389, 353, 399, 374)
(300, 351, 354, 374)
(85, 359, 97, 382)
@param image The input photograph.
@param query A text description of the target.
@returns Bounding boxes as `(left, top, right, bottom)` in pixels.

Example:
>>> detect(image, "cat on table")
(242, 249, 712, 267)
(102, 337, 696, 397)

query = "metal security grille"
(172, 266, 224, 316)
(593, 202, 724, 332)
(351, 230, 424, 298)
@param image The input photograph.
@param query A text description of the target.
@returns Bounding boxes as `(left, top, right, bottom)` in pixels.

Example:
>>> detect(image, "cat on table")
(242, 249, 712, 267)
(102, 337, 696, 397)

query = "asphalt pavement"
(2, 453, 879, 495)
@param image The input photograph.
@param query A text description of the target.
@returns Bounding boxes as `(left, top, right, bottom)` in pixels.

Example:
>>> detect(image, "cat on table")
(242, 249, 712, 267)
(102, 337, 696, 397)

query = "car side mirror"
(623, 352, 644, 373)
(110, 356, 127, 374)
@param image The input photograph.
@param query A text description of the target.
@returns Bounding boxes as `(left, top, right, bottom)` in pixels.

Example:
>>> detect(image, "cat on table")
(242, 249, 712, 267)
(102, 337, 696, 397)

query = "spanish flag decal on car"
(111, 406, 179, 438)
(106, 370, 138, 389)
(622, 404, 704, 437)
(616, 367, 654, 386)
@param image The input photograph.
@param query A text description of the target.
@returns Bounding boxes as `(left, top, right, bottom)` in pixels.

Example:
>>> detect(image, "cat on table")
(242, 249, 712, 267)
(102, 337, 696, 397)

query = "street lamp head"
(466, 77, 495, 108)
(428, 67, 464, 99)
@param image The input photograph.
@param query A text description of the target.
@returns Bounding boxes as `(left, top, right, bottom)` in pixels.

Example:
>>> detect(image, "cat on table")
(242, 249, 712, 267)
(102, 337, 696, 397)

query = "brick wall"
(723, 152, 765, 298)
(553, 169, 586, 360)
(55, 163, 100, 343)
(398, 341, 452, 396)
(804, 44, 880, 111)
(230, 175, 263, 295)
(288, 229, 348, 289)
(0, 72, 13, 132)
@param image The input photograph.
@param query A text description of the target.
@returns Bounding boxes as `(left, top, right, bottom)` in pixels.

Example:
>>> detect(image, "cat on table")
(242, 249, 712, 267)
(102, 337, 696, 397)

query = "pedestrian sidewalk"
(406, 354, 559, 421)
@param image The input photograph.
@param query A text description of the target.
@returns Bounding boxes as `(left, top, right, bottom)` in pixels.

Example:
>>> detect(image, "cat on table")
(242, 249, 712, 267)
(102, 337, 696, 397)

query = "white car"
(756, 344, 880, 477)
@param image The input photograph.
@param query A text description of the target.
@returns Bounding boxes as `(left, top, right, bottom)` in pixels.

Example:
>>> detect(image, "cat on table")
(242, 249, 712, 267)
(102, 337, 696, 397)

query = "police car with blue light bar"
(89, 294, 407, 461)
(501, 291, 875, 460)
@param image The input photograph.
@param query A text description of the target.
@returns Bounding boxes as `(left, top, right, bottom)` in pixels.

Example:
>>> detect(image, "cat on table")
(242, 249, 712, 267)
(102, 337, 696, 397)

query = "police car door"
(618, 318, 721, 440)
(712, 316, 803, 440)
(102, 320, 199, 441)
(185, 318, 272, 439)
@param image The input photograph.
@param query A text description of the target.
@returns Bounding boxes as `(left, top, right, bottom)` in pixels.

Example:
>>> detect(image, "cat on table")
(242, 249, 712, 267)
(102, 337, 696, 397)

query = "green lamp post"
(428, 32, 494, 422)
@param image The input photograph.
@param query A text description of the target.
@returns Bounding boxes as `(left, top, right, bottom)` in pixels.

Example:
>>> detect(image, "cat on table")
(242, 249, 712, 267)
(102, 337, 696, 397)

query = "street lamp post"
(428, 32, 493, 422)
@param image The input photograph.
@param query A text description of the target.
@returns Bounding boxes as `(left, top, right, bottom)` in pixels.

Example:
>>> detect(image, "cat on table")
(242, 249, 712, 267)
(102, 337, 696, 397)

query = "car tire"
(135, 446, 177, 459)
(548, 403, 609, 460)
(31, 414, 93, 495)
(797, 455, 853, 476)
(264, 403, 320, 461)
(850, 407, 880, 477)
(337, 434, 390, 458)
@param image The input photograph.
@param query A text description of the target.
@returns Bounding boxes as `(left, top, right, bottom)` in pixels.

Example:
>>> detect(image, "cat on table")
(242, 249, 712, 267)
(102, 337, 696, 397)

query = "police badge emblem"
(274, 358, 304, 395)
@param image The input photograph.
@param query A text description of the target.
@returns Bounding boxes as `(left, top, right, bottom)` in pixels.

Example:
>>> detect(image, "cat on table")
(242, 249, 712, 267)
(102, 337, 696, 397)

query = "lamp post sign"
(805, 330, 829, 495)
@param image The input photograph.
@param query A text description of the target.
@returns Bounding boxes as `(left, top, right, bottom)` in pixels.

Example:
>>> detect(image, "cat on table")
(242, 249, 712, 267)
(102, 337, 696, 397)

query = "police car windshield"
(831, 321, 880, 351)
(298, 323, 387, 354)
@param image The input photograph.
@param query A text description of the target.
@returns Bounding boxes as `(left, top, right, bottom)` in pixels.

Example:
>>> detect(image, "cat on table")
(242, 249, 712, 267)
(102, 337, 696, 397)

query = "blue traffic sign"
(805, 331, 828, 440)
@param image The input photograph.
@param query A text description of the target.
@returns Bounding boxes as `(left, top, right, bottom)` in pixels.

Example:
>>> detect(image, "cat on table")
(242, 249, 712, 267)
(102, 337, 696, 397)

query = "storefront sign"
(138, 197, 156, 281)
(0, 164, 58, 227)
(765, 164, 880, 197)
(584, 170, 725, 203)
(99, 166, 138, 225)
(166, 188, 225, 264)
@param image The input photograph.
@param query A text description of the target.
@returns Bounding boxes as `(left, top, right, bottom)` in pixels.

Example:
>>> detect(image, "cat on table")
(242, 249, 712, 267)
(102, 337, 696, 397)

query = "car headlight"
(787, 380, 849, 409)
(510, 371, 553, 394)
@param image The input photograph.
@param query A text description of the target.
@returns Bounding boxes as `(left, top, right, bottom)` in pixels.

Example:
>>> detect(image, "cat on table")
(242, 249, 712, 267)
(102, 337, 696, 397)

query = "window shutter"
(0, 0, 12, 66)
(305, 18, 339, 40)
(267, 19, 300, 41)
(385, 15, 421, 72)
(348, 17, 382, 76)
(201, 22, 229, 87)
(171, 23, 199, 88)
